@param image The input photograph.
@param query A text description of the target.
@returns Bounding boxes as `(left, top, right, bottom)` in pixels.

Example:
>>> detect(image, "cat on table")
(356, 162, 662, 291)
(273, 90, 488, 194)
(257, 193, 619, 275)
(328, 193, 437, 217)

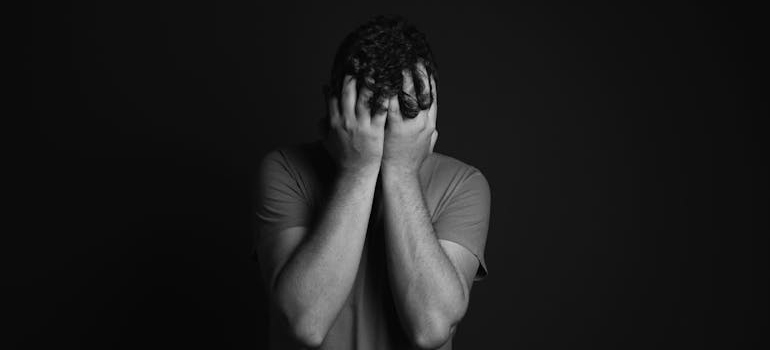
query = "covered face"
(327, 15, 438, 121)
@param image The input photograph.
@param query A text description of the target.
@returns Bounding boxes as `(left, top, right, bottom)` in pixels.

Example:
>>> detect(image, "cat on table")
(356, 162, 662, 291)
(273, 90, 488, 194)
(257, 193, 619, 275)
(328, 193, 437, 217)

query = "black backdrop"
(17, 1, 765, 349)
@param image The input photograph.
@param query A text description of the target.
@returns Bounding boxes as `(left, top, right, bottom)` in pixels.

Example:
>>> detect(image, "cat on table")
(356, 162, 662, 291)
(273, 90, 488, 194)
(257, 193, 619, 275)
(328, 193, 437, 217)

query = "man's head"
(324, 15, 437, 128)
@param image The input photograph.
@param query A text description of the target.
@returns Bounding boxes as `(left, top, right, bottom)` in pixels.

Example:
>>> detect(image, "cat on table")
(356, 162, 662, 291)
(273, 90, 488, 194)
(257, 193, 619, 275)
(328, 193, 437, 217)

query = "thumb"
(429, 130, 438, 153)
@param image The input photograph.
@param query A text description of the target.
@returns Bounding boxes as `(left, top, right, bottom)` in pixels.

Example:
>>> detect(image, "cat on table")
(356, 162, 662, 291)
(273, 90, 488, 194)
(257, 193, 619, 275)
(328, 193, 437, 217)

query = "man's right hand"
(324, 75, 388, 174)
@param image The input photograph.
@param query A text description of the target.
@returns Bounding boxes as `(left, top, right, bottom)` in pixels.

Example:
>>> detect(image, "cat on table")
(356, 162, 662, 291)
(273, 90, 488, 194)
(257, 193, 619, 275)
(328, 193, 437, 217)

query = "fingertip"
(358, 86, 373, 101)
(372, 97, 388, 117)
(341, 75, 356, 96)
(401, 68, 414, 92)
(345, 75, 356, 88)
(381, 97, 391, 113)
(388, 95, 400, 113)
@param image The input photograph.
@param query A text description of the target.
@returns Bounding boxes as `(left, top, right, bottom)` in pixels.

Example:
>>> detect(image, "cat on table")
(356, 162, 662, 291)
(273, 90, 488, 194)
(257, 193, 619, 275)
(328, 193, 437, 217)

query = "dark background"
(16, 1, 765, 349)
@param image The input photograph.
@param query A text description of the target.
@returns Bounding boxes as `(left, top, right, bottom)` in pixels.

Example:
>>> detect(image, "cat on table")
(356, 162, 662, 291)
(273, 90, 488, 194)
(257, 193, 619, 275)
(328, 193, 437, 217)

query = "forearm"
(273, 166, 378, 343)
(381, 167, 468, 348)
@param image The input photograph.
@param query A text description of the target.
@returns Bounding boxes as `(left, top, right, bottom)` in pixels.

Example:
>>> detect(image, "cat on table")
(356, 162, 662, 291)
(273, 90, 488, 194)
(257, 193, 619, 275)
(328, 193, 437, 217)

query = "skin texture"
(257, 70, 480, 349)
(380, 67, 478, 349)
(258, 76, 384, 348)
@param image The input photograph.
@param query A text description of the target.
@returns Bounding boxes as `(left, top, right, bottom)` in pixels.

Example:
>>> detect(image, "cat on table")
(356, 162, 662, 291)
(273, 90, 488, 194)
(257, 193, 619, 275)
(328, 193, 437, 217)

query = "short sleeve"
(433, 170, 491, 281)
(253, 149, 312, 251)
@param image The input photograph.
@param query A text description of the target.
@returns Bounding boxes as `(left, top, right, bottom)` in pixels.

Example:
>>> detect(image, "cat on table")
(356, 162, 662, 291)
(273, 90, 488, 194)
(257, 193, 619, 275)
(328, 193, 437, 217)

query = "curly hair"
(324, 15, 438, 125)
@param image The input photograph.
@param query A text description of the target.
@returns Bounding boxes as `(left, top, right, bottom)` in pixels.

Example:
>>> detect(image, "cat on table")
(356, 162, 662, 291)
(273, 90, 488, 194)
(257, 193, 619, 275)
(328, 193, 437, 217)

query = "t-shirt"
(253, 140, 491, 350)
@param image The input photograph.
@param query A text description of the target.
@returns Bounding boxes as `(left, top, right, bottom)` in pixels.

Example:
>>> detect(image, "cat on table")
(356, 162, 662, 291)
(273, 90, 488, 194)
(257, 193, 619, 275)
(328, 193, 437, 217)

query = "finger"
(414, 111, 433, 132)
(414, 62, 431, 96)
(401, 68, 420, 122)
(430, 129, 438, 153)
(355, 86, 373, 121)
(430, 73, 438, 99)
(387, 95, 403, 126)
(371, 97, 388, 128)
(428, 74, 438, 129)
(341, 75, 357, 125)
(402, 67, 415, 97)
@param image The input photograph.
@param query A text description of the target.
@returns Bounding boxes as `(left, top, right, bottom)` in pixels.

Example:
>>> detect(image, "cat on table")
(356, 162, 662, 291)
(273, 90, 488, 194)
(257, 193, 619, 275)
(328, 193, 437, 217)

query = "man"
(254, 15, 491, 350)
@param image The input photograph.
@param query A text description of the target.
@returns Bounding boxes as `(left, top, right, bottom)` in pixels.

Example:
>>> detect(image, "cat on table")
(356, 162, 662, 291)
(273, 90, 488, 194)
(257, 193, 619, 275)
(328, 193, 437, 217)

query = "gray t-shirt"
(254, 140, 491, 349)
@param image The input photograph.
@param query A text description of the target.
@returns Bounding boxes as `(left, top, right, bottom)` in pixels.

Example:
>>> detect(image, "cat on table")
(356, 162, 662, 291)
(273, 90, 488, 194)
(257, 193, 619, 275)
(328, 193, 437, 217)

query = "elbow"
(290, 320, 327, 349)
(412, 302, 467, 350)
(275, 297, 329, 348)
(272, 289, 329, 347)
(412, 316, 456, 350)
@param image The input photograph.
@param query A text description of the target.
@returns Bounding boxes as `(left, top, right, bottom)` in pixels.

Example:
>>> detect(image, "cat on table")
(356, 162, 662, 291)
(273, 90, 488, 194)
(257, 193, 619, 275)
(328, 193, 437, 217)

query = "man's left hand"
(381, 73, 438, 177)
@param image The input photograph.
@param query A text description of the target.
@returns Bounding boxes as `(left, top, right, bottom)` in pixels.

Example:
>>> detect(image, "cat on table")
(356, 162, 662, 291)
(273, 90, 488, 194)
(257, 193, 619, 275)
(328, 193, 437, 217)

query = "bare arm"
(380, 168, 477, 349)
(265, 167, 377, 347)
(379, 71, 479, 349)
(257, 76, 387, 347)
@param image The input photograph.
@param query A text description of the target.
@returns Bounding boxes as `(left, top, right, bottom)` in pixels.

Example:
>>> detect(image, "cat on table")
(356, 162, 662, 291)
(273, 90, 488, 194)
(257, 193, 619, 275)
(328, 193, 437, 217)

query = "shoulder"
(260, 142, 312, 166)
(256, 141, 333, 204)
(259, 141, 328, 177)
(422, 152, 491, 213)
(427, 152, 489, 188)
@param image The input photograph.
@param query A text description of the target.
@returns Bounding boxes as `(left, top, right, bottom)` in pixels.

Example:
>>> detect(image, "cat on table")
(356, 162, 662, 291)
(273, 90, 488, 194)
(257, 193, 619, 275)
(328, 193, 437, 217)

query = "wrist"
(340, 162, 381, 180)
(380, 163, 420, 185)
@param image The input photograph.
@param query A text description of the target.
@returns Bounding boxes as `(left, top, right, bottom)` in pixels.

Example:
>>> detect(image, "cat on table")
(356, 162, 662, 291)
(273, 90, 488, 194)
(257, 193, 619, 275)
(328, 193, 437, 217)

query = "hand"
(381, 71, 438, 177)
(323, 75, 388, 174)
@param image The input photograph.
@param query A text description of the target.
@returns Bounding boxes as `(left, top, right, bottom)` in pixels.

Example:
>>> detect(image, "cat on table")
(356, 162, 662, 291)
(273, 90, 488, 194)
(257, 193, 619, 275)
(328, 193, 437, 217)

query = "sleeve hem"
(438, 237, 488, 282)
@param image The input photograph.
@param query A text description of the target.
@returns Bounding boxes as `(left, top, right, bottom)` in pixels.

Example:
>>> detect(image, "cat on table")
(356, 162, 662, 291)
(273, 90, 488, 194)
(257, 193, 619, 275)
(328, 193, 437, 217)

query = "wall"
(16, 1, 764, 349)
